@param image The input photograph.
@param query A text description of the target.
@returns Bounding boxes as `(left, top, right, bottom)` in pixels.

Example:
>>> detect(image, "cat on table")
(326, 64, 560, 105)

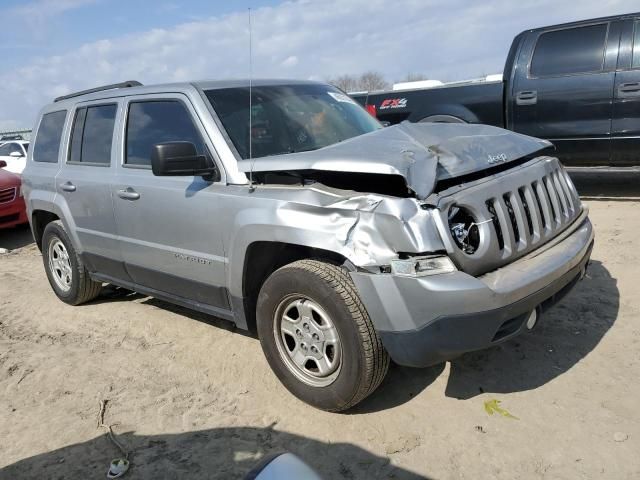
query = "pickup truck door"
(510, 21, 621, 166)
(111, 94, 231, 319)
(611, 17, 640, 166)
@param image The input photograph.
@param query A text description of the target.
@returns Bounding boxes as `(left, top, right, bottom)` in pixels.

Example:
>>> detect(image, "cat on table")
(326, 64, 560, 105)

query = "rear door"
(511, 21, 621, 166)
(611, 17, 640, 166)
(55, 100, 128, 280)
(111, 94, 230, 316)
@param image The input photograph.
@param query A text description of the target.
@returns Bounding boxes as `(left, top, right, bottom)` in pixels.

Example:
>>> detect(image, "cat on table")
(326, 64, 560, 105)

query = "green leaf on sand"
(484, 399, 518, 420)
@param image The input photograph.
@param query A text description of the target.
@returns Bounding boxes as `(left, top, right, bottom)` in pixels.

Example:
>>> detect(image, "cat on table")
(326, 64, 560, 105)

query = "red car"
(0, 160, 28, 229)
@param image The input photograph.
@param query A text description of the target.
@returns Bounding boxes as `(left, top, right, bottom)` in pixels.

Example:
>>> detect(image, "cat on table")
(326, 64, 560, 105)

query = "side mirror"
(9, 151, 24, 158)
(0, 160, 7, 168)
(151, 142, 217, 179)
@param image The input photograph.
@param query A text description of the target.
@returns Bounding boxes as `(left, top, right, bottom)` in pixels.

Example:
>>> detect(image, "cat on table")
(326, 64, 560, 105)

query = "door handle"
(618, 82, 640, 97)
(516, 90, 537, 106)
(619, 82, 640, 92)
(60, 182, 76, 192)
(117, 188, 140, 200)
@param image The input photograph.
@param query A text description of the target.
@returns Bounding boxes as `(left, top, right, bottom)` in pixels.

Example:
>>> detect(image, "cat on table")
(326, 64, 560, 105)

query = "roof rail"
(53, 80, 143, 102)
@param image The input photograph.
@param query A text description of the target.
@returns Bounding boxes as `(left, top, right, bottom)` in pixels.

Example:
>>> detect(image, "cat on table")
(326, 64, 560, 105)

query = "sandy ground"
(1, 188, 639, 478)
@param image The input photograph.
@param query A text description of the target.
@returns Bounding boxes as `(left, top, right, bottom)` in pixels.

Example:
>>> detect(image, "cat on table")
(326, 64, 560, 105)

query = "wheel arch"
(418, 114, 467, 124)
(237, 241, 350, 333)
(31, 209, 60, 251)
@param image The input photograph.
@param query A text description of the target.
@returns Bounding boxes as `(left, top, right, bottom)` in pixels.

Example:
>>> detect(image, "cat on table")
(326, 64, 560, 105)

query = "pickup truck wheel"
(418, 114, 466, 123)
(257, 260, 389, 412)
(42, 220, 102, 305)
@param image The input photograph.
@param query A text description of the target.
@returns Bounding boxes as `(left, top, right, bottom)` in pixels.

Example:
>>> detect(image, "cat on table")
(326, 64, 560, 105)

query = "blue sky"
(1, 0, 638, 129)
(0, 0, 278, 67)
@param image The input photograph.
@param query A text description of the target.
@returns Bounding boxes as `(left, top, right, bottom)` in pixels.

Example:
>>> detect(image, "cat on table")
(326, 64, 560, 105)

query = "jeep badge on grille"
(487, 153, 508, 164)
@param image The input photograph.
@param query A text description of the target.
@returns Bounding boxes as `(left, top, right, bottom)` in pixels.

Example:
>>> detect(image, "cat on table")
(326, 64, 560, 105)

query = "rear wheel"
(257, 260, 389, 412)
(42, 220, 102, 305)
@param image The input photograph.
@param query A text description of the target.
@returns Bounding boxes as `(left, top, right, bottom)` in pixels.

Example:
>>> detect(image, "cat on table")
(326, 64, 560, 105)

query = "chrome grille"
(0, 187, 17, 204)
(434, 157, 582, 276)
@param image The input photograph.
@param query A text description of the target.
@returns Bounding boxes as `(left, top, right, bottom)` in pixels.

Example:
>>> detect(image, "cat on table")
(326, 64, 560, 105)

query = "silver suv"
(22, 79, 594, 411)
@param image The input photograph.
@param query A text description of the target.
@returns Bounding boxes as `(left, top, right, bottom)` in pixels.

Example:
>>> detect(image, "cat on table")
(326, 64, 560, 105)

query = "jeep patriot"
(22, 79, 594, 411)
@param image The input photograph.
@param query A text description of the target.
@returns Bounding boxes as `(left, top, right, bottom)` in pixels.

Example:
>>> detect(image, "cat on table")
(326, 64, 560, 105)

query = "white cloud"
(9, 0, 98, 17)
(2, 0, 639, 127)
(281, 55, 299, 67)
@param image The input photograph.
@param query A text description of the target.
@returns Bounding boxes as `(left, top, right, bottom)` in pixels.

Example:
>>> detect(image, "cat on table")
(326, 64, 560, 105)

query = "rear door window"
(530, 24, 608, 77)
(125, 100, 206, 167)
(33, 110, 67, 163)
(68, 104, 117, 165)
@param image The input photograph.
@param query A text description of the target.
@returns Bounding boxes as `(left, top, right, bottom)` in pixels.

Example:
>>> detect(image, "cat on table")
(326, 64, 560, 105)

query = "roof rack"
(53, 80, 143, 102)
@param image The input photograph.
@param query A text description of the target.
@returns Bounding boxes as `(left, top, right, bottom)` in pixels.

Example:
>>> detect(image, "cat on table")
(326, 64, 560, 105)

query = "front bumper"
(0, 197, 28, 229)
(350, 212, 594, 367)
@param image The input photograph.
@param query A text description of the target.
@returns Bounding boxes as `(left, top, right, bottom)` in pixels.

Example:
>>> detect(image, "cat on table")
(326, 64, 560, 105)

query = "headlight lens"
(390, 255, 456, 277)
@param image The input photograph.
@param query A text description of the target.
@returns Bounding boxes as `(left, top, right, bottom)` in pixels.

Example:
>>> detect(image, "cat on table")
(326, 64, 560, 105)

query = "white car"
(0, 140, 29, 174)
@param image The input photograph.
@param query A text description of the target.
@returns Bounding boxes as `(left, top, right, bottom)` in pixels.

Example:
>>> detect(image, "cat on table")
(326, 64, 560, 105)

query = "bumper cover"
(350, 214, 594, 367)
(0, 197, 28, 229)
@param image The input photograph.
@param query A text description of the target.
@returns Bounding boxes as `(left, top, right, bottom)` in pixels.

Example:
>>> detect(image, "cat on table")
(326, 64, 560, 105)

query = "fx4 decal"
(379, 98, 408, 110)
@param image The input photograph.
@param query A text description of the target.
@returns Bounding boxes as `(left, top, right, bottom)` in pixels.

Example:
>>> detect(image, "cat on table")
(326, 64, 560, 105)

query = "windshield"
(205, 84, 381, 160)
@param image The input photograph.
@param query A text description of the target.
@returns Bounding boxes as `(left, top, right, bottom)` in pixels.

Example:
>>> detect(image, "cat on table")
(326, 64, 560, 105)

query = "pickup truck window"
(530, 24, 607, 77)
(205, 84, 381, 160)
(125, 100, 206, 167)
(68, 104, 117, 165)
(633, 21, 640, 69)
(33, 110, 67, 163)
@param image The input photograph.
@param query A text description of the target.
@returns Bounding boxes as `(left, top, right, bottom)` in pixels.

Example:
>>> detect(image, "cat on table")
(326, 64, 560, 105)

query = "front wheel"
(256, 260, 389, 412)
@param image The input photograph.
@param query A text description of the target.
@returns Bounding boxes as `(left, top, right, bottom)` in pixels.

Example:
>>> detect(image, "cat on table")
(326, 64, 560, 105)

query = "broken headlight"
(390, 255, 456, 277)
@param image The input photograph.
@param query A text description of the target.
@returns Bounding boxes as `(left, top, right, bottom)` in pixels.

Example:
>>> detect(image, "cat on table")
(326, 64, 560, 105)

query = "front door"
(511, 21, 620, 166)
(612, 17, 640, 166)
(111, 94, 230, 315)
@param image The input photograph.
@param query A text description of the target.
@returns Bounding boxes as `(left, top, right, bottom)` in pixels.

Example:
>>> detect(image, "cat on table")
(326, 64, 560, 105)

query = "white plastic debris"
(107, 458, 129, 479)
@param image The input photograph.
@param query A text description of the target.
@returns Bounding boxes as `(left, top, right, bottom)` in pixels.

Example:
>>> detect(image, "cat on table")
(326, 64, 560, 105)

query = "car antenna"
(248, 7, 256, 193)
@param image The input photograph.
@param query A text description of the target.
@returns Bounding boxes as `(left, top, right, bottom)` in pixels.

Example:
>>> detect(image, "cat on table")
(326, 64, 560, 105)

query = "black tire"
(257, 259, 389, 412)
(42, 220, 102, 305)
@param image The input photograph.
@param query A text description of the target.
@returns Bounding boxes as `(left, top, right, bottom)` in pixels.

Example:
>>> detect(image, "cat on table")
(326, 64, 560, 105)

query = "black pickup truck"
(351, 13, 640, 168)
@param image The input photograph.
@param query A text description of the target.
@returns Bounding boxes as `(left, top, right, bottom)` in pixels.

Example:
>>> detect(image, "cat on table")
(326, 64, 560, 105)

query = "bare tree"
(327, 74, 359, 93)
(357, 71, 390, 92)
(328, 71, 391, 92)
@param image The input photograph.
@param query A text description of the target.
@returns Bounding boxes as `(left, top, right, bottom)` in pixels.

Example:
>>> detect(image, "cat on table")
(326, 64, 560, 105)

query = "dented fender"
(224, 187, 446, 299)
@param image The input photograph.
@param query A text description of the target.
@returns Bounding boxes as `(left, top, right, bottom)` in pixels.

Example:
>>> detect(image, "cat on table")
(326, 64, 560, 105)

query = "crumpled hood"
(237, 122, 552, 199)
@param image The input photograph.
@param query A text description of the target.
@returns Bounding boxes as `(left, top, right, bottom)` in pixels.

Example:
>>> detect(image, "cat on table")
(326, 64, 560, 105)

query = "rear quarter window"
(33, 110, 67, 163)
(530, 24, 608, 77)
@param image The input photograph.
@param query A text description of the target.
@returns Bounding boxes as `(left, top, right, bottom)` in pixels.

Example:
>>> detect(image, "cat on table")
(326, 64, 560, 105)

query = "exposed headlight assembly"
(390, 255, 457, 277)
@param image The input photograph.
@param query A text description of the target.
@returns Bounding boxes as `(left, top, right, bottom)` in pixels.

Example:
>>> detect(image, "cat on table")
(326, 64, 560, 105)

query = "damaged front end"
(239, 122, 555, 274)
(231, 121, 593, 368)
